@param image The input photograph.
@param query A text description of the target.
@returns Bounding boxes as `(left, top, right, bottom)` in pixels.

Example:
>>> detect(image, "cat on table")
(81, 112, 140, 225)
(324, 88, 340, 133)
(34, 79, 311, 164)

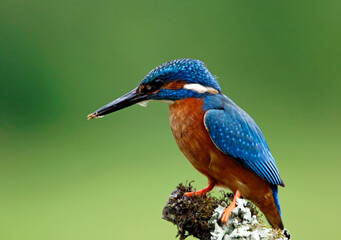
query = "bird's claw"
(220, 189, 241, 224)
(221, 205, 234, 223)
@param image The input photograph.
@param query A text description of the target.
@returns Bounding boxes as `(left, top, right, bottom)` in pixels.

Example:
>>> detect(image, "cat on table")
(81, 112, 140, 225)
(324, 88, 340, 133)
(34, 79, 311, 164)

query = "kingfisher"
(87, 59, 285, 229)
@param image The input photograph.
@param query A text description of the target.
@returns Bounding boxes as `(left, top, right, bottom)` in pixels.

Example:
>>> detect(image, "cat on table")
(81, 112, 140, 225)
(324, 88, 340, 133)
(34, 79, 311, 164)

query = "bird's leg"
(221, 189, 241, 223)
(185, 180, 216, 197)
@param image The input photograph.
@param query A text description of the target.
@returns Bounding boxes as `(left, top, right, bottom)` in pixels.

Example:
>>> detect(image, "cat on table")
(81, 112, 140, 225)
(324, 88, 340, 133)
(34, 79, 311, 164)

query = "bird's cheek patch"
(162, 81, 187, 90)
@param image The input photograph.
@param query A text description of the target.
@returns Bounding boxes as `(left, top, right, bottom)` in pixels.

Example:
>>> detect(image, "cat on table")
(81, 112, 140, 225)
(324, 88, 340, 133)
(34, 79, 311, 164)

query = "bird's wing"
(204, 108, 284, 186)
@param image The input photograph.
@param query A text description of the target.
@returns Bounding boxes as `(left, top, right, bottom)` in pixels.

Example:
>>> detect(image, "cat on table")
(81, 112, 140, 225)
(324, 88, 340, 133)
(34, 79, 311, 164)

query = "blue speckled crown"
(141, 59, 221, 92)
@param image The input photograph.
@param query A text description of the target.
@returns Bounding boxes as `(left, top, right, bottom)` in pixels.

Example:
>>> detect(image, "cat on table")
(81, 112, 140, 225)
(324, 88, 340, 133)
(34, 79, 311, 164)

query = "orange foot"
(185, 181, 215, 197)
(221, 189, 241, 223)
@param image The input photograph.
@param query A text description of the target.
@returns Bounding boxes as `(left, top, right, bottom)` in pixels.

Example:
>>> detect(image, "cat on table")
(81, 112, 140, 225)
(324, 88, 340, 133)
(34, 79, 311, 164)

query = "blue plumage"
(203, 94, 284, 187)
(152, 88, 202, 100)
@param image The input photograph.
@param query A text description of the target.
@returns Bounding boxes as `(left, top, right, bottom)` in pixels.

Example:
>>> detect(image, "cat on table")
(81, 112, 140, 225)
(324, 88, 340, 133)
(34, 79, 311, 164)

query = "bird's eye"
(154, 79, 164, 88)
(149, 79, 164, 92)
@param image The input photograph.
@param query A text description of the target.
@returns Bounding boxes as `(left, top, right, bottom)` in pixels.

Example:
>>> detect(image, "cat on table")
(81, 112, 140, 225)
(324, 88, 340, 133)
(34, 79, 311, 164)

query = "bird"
(87, 59, 285, 229)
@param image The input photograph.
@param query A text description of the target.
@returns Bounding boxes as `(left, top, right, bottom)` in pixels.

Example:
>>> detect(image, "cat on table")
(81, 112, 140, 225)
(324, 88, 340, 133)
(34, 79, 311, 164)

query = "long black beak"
(87, 87, 148, 120)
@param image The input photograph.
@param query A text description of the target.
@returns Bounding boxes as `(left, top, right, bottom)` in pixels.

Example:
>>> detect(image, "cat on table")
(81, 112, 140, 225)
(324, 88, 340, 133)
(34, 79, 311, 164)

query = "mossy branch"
(162, 182, 290, 240)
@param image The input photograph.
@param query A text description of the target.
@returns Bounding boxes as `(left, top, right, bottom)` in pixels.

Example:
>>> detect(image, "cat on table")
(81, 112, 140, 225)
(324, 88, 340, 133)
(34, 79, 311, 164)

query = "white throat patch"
(137, 100, 174, 107)
(138, 101, 149, 107)
(183, 83, 219, 94)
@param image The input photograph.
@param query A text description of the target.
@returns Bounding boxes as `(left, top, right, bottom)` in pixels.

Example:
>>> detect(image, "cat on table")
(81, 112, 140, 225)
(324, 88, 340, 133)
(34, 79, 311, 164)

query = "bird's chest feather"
(169, 98, 214, 174)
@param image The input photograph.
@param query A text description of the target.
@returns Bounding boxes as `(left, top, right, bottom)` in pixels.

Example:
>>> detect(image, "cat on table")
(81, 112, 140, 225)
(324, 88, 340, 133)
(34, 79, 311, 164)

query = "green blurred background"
(1, 1, 340, 239)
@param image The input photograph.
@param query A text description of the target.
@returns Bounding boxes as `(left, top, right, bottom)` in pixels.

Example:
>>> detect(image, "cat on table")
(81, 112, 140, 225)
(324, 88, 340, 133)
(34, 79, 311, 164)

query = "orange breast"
(169, 98, 213, 177)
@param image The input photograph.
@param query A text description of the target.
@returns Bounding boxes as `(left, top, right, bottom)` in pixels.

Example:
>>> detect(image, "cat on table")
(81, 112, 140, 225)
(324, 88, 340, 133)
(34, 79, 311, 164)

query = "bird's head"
(87, 59, 221, 119)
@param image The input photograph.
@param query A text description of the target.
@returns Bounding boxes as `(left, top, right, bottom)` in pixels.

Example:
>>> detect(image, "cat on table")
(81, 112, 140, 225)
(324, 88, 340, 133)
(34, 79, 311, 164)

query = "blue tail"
(271, 184, 282, 218)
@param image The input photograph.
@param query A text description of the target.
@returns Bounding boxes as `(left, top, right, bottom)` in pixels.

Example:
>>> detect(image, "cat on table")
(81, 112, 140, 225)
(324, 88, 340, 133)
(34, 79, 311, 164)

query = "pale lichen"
(210, 198, 290, 240)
